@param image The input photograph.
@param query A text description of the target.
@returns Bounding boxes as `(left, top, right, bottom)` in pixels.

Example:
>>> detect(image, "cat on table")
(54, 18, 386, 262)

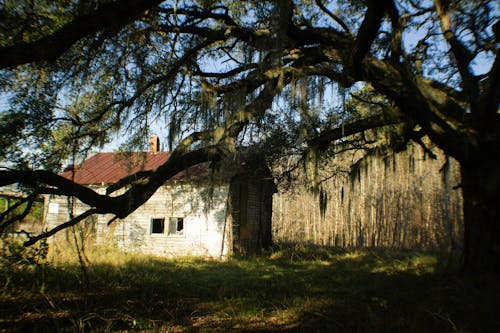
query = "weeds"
(0, 243, 498, 332)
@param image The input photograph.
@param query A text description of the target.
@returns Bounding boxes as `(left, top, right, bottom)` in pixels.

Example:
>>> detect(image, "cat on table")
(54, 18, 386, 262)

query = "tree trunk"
(460, 159, 500, 274)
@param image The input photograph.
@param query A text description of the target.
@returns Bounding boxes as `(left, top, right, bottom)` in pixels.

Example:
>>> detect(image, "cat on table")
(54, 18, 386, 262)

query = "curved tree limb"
(308, 112, 406, 151)
(433, 0, 478, 100)
(477, 42, 500, 124)
(0, 193, 37, 234)
(314, 0, 352, 35)
(359, 57, 470, 161)
(349, 0, 392, 78)
(0, 0, 164, 69)
(387, 0, 403, 64)
(0, 77, 282, 244)
(24, 208, 98, 246)
(0, 170, 107, 208)
(156, 6, 238, 27)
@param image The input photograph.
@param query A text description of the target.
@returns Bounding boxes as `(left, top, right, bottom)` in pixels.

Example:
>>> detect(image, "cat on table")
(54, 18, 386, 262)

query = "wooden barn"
(44, 138, 275, 258)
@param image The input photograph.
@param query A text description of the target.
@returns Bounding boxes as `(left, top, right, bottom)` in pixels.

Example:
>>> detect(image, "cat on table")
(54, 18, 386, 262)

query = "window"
(168, 217, 184, 235)
(151, 218, 165, 234)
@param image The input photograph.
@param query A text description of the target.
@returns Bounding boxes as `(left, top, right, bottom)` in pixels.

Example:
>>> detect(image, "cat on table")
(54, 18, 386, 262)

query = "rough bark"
(349, 0, 393, 78)
(460, 158, 500, 274)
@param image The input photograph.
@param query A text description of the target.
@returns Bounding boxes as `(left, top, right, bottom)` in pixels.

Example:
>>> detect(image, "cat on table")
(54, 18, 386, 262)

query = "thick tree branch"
(360, 57, 470, 161)
(387, 1, 403, 64)
(314, 0, 352, 35)
(434, 0, 478, 100)
(349, 0, 392, 78)
(308, 112, 405, 151)
(0, 0, 163, 69)
(156, 6, 238, 26)
(24, 208, 98, 246)
(0, 193, 37, 234)
(477, 47, 500, 124)
(0, 170, 107, 208)
(105, 170, 152, 195)
(192, 63, 258, 79)
(1, 76, 282, 244)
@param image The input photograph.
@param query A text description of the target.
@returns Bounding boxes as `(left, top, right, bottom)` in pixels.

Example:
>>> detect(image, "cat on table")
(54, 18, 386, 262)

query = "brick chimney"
(63, 164, 74, 172)
(149, 135, 160, 153)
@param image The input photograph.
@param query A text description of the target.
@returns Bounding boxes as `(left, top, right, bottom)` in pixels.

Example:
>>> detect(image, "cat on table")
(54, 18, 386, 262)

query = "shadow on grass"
(0, 244, 498, 332)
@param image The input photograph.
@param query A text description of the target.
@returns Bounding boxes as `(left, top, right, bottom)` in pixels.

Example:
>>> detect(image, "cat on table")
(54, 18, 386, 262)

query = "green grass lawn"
(0, 242, 498, 332)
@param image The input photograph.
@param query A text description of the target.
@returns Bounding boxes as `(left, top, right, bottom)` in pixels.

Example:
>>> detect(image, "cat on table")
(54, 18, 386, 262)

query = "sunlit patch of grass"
(0, 242, 498, 332)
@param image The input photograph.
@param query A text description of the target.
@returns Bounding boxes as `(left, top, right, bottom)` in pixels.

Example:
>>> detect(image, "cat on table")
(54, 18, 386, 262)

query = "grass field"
(0, 240, 498, 332)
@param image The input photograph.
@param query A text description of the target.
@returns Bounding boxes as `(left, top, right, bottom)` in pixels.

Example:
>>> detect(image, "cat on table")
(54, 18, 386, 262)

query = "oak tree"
(0, 0, 498, 273)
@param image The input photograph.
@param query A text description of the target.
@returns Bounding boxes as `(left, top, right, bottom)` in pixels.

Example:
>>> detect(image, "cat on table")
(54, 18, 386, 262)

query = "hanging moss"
(319, 186, 328, 220)
(408, 153, 415, 172)
(349, 156, 369, 189)
(440, 156, 450, 186)
(317, 77, 325, 110)
(303, 146, 319, 191)
(273, 142, 463, 251)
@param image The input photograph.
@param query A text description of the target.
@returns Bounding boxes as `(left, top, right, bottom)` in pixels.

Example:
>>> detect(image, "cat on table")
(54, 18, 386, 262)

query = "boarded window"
(151, 218, 165, 234)
(168, 217, 184, 235)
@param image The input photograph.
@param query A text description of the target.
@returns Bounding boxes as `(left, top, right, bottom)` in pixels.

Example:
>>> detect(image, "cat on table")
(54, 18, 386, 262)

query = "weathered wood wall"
(229, 173, 274, 254)
(45, 183, 232, 258)
(100, 184, 231, 257)
(272, 144, 463, 251)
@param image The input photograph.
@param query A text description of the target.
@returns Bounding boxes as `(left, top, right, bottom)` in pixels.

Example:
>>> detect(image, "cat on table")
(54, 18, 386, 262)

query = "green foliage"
(0, 198, 43, 224)
(0, 0, 76, 47)
(0, 234, 48, 270)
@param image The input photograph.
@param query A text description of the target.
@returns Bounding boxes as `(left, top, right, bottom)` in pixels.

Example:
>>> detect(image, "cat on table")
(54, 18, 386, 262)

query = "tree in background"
(0, 0, 498, 273)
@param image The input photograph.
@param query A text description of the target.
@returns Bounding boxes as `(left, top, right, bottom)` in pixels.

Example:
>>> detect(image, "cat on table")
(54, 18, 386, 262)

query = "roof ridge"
(60, 150, 197, 185)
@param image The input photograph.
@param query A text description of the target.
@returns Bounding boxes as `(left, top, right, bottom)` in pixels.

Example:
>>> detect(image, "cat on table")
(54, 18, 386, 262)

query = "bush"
(0, 234, 49, 271)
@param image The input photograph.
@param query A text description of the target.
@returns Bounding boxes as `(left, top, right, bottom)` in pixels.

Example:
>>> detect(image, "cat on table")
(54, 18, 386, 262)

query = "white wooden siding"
(45, 183, 231, 258)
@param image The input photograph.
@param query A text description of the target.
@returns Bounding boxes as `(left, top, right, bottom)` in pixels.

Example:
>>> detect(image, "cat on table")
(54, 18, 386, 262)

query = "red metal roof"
(60, 152, 207, 185)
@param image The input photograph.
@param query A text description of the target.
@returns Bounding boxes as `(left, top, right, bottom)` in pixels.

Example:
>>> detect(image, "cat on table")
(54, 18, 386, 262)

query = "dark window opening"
(151, 218, 165, 234)
(169, 217, 184, 235)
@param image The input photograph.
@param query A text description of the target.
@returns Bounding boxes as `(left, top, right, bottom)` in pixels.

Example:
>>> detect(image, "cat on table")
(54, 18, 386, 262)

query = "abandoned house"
(44, 136, 275, 258)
